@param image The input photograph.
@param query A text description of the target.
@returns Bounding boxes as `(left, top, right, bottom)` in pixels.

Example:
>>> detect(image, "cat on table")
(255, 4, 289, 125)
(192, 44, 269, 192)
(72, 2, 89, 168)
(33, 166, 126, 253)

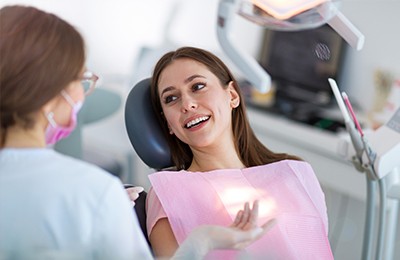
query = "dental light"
(217, 0, 365, 93)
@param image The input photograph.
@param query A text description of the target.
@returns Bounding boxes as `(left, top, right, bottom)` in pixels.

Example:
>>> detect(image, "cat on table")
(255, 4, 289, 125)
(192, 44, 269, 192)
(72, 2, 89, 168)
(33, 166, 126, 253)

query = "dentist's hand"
(171, 200, 276, 260)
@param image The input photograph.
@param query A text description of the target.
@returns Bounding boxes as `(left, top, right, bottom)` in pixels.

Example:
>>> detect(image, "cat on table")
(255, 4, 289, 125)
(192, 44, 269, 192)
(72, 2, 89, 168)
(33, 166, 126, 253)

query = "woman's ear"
(162, 111, 174, 135)
(167, 123, 174, 135)
(228, 81, 240, 108)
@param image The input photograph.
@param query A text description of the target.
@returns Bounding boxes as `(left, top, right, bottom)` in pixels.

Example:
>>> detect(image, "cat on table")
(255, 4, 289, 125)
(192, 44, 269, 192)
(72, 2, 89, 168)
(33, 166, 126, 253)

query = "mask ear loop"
(46, 112, 57, 127)
(61, 90, 76, 107)
(45, 91, 76, 128)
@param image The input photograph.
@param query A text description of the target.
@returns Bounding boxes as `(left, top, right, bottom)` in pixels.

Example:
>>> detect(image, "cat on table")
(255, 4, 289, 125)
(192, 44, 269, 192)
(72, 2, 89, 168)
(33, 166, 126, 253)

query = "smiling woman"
(146, 46, 333, 259)
(156, 58, 239, 163)
(150, 47, 301, 171)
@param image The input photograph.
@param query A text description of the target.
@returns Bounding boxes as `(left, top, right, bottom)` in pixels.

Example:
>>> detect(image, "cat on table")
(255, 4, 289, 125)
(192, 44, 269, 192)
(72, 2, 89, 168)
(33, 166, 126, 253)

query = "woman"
(147, 47, 334, 259)
(0, 6, 273, 260)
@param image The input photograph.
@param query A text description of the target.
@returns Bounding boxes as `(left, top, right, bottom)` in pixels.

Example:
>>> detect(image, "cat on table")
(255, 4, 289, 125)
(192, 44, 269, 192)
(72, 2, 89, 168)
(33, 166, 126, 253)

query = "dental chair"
(124, 78, 172, 248)
(125, 78, 172, 170)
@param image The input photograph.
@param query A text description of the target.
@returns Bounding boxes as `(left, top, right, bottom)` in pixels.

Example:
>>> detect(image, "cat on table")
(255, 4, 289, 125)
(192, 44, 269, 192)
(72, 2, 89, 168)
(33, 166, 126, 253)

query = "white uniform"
(0, 148, 152, 260)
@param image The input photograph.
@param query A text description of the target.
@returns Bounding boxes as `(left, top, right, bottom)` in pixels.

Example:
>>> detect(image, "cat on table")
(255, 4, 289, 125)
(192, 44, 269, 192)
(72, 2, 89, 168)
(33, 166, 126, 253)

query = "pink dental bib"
(148, 160, 333, 259)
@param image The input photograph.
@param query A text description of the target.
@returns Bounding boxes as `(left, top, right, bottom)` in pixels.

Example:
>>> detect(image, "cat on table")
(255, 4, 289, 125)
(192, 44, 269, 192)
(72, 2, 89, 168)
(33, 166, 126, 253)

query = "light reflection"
(218, 187, 277, 221)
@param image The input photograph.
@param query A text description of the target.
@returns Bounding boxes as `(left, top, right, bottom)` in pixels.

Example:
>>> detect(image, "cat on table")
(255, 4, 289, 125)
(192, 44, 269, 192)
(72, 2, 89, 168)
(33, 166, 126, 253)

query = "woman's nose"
(180, 95, 197, 113)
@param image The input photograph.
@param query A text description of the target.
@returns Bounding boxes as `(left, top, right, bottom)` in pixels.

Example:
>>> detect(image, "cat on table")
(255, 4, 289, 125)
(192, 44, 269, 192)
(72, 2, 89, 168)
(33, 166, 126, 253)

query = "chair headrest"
(124, 78, 172, 170)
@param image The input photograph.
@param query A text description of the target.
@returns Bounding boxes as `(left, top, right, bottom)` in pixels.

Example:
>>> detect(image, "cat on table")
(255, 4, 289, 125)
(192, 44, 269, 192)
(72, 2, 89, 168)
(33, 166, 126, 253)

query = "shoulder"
(146, 187, 164, 209)
(1, 148, 110, 178)
(49, 150, 119, 182)
(275, 159, 315, 177)
(274, 159, 310, 167)
(52, 150, 109, 172)
(148, 169, 185, 181)
(249, 159, 312, 172)
(245, 160, 317, 182)
(271, 160, 320, 188)
(146, 187, 157, 204)
(146, 187, 168, 237)
(281, 159, 312, 170)
(26, 149, 122, 195)
(149, 169, 182, 176)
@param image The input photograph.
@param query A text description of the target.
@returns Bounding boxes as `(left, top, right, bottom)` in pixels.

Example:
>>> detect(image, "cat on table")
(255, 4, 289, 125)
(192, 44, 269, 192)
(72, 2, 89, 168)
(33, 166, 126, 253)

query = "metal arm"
(217, 0, 271, 93)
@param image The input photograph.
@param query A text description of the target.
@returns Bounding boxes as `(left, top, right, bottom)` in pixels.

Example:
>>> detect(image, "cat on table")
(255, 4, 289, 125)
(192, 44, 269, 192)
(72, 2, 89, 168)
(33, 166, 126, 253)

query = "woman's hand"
(123, 184, 144, 206)
(230, 200, 259, 230)
(209, 200, 276, 250)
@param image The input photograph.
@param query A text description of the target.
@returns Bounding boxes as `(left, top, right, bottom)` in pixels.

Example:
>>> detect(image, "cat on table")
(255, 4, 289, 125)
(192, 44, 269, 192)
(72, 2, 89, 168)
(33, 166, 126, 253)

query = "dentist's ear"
(41, 95, 60, 115)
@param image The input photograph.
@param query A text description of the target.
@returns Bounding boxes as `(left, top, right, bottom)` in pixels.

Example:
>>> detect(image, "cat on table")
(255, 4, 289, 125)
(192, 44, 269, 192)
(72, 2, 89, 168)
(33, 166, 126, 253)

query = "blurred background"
(1, 1, 399, 259)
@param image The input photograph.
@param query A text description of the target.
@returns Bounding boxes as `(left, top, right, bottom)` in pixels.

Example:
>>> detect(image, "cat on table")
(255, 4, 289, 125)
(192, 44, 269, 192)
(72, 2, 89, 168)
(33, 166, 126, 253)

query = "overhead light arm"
(324, 9, 365, 50)
(217, 0, 271, 93)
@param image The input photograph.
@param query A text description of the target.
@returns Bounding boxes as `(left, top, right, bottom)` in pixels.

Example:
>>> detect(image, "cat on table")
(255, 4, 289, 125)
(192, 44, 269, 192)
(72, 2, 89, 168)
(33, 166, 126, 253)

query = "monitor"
(258, 24, 346, 106)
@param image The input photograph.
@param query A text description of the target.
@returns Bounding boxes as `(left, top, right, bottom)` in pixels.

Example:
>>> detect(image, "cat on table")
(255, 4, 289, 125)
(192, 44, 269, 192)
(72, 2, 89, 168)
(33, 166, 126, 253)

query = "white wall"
(0, 0, 181, 85)
(339, 0, 400, 112)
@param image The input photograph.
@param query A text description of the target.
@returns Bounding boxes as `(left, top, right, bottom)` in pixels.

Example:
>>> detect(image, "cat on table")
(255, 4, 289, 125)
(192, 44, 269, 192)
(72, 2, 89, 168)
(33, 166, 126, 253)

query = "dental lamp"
(216, 0, 365, 93)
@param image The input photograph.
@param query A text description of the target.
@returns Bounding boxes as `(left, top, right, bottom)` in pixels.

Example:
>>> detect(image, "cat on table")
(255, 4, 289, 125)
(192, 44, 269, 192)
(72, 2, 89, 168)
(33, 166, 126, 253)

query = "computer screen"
(258, 24, 346, 105)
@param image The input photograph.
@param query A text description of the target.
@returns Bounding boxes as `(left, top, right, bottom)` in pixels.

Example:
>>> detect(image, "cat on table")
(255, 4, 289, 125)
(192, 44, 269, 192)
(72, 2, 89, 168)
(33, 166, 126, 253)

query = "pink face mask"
(45, 90, 83, 145)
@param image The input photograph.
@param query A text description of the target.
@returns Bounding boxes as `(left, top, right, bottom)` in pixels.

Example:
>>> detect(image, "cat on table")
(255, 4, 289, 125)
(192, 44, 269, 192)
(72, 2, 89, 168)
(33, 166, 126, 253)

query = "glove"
(171, 201, 276, 260)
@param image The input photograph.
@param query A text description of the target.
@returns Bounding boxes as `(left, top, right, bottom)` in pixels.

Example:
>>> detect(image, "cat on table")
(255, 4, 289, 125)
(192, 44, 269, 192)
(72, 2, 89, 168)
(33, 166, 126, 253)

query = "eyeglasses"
(81, 71, 99, 96)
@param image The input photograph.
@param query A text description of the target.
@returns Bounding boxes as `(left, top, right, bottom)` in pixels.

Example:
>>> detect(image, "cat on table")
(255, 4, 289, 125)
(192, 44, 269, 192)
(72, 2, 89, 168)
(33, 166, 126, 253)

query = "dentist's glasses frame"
(81, 71, 99, 96)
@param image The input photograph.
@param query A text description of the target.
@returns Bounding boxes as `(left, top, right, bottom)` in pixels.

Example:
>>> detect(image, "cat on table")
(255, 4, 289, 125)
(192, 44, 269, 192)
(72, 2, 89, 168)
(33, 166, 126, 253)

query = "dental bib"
(148, 160, 333, 259)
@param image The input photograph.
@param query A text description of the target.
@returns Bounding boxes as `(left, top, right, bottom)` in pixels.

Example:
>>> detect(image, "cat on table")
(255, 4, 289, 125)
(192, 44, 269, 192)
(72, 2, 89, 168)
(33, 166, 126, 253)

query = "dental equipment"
(217, 0, 364, 93)
(216, 1, 398, 258)
(330, 78, 400, 260)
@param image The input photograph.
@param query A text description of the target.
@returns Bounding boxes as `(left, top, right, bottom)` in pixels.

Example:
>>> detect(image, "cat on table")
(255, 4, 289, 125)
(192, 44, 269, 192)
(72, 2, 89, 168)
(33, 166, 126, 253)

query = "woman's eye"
(164, 95, 177, 104)
(192, 83, 205, 91)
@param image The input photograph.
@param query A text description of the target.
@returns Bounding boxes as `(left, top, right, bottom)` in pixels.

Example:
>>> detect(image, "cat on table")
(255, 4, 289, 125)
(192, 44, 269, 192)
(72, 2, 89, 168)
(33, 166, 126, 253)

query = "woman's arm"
(149, 218, 179, 257)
